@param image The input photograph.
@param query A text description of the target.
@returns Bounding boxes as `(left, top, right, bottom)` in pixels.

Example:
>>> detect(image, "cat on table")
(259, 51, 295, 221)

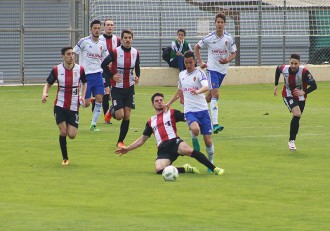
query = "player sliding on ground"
(115, 92, 225, 175)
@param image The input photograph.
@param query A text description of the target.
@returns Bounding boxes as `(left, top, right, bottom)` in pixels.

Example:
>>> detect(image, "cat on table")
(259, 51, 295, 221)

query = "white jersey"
(73, 35, 108, 75)
(197, 30, 236, 74)
(178, 68, 209, 113)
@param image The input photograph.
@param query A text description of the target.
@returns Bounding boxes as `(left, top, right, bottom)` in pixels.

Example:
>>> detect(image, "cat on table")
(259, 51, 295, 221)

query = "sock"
(118, 119, 130, 143)
(91, 98, 95, 112)
(206, 143, 214, 163)
(91, 102, 102, 126)
(190, 131, 200, 151)
(102, 94, 110, 115)
(210, 98, 219, 125)
(59, 135, 68, 160)
(289, 116, 301, 141)
(191, 150, 215, 171)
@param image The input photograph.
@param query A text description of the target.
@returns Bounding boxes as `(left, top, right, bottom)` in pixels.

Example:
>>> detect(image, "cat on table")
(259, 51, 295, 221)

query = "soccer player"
(98, 19, 121, 124)
(166, 50, 216, 171)
(194, 13, 237, 134)
(115, 93, 225, 176)
(101, 29, 140, 147)
(274, 53, 317, 151)
(41, 46, 87, 165)
(73, 19, 108, 132)
(168, 28, 193, 71)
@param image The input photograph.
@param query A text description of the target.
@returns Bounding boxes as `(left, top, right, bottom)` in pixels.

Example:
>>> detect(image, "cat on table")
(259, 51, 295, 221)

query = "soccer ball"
(162, 165, 179, 181)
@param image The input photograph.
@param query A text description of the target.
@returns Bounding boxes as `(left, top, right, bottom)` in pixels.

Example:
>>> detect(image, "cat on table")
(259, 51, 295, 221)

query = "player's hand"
(134, 76, 139, 84)
(199, 62, 207, 69)
(273, 85, 278, 96)
(41, 94, 48, 103)
(79, 97, 85, 107)
(115, 147, 128, 156)
(219, 58, 228, 64)
(113, 73, 122, 83)
(293, 88, 305, 97)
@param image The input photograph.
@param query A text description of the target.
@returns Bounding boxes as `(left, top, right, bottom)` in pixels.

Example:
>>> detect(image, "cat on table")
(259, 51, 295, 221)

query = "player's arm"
(220, 51, 236, 64)
(42, 68, 56, 103)
(303, 69, 317, 94)
(42, 84, 51, 103)
(174, 109, 185, 122)
(293, 69, 317, 97)
(101, 52, 115, 82)
(194, 43, 206, 68)
(165, 89, 180, 110)
(274, 66, 282, 96)
(80, 70, 87, 101)
(134, 52, 141, 84)
(115, 122, 152, 155)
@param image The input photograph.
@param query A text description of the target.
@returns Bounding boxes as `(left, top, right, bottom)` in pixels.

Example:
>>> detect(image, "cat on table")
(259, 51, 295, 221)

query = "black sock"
(290, 116, 301, 140)
(191, 150, 215, 171)
(102, 94, 110, 115)
(91, 99, 95, 112)
(59, 135, 68, 160)
(118, 120, 130, 143)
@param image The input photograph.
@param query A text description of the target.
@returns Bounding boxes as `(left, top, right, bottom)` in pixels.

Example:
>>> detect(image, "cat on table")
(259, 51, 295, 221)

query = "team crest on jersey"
(193, 76, 197, 81)
(100, 46, 103, 51)
(225, 41, 228, 45)
(74, 71, 79, 77)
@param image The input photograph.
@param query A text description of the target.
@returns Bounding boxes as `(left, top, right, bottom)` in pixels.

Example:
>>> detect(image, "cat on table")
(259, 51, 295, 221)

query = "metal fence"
(0, 0, 329, 84)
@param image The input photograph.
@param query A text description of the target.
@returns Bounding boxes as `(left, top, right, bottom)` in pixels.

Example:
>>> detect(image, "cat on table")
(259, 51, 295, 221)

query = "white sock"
(91, 102, 102, 125)
(210, 98, 218, 125)
(206, 143, 214, 163)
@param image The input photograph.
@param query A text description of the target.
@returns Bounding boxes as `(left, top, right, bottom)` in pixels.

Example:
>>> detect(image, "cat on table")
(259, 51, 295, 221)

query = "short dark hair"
(177, 28, 186, 36)
(90, 19, 101, 28)
(151, 93, 164, 103)
(215, 13, 226, 23)
(121, 29, 134, 39)
(290, 53, 301, 61)
(61, 46, 73, 55)
(184, 50, 195, 59)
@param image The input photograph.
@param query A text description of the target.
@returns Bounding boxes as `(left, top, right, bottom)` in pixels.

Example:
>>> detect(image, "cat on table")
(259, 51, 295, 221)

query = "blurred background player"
(41, 46, 87, 165)
(93, 18, 121, 124)
(101, 29, 140, 147)
(115, 92, 224, 176)
(195, 13, 237, 134)
(166, 51, 216, 172)
(73, 19, 108, 132)
(168, 28, 193, 71)
(274, 53, 317, 151)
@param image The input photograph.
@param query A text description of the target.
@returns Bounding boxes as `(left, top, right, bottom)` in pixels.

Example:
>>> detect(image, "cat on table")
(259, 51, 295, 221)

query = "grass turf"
(0, 83, 329, 230)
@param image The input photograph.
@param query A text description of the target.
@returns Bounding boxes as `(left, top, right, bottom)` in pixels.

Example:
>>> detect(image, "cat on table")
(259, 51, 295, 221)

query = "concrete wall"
(139, 65, 330, 86)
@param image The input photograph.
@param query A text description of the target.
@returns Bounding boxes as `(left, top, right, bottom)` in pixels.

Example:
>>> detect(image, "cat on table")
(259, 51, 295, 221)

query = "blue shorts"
(206, 70, 226, 89)
(85, 72, 104, 99)
(185, 110, 212, 135)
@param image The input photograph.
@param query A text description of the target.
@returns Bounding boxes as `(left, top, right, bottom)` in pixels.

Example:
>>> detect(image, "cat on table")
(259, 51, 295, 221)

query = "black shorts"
(111, 85, 135, 110)
(156, 138, 184, 163)
(283, 97, 305, 113)
(53, 106, 79, 128)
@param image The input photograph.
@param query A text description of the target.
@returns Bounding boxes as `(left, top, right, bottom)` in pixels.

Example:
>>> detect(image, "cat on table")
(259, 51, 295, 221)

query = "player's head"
(104, 19, 114, 35)
(183, 50, 196, 71)
(151, 93, 165, 111)
(215, 13, 226, 32)
(61, 46, 74, 65)
(289, 53, 301, 72)
(61, 46, 73, 56)
(121, 29, 134, 48)
(176, 28, 186, 41)
(90, 19, 101, 37)
(215, 13, 226, 23)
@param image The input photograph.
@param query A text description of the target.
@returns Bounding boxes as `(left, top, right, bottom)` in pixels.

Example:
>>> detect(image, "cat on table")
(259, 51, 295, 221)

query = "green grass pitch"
(0, 82, 329, 230)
